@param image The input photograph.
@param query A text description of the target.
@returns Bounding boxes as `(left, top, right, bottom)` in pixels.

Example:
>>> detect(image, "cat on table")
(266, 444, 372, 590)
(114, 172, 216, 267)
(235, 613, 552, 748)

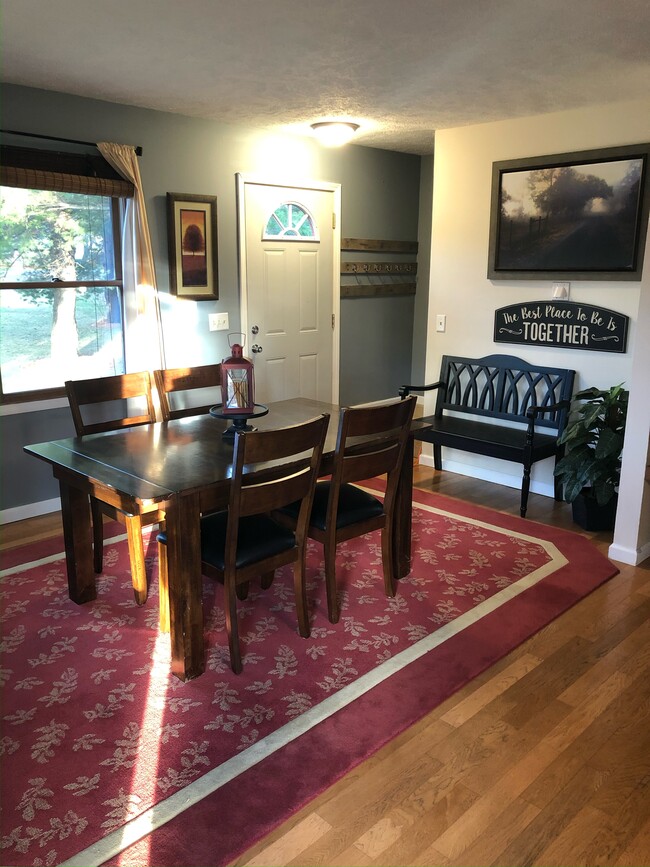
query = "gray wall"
(0, 84, 423, 513)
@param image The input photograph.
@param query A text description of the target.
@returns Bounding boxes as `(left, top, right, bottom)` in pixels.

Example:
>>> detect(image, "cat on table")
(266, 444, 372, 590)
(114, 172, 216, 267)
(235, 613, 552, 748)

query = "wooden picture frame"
(167, 193, 219, 299)
(487, 143, 650, 281)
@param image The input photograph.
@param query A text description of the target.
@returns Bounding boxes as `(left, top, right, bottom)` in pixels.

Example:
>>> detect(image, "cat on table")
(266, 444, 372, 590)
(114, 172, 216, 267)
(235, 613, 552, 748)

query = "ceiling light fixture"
(310, 121, 360, 147)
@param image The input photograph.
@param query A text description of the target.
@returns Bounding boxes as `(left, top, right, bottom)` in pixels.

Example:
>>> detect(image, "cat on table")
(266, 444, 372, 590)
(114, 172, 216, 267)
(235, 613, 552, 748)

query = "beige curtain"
(97, 142, 166, 371)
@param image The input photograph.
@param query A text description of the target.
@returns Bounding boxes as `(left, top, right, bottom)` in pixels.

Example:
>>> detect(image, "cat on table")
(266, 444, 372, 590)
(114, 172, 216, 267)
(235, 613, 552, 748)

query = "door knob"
(251, 344, 263, 354)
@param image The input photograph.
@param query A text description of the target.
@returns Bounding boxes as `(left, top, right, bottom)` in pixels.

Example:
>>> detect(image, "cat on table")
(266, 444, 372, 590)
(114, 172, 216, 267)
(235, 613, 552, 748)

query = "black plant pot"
(571, 491, 618, 531)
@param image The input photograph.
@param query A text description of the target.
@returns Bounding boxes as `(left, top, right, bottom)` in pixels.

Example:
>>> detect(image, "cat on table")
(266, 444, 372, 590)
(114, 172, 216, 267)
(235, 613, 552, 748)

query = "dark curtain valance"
(0, 145, 135, 198)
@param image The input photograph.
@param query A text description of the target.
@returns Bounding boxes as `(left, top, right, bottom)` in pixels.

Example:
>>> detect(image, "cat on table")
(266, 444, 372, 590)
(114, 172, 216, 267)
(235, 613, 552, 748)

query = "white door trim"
(236, 173, 341, 403)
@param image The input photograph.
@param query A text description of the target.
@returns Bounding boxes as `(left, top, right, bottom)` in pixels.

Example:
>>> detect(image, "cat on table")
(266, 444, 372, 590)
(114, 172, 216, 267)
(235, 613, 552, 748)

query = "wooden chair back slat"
(65, 371, 156, 436)
(231, 415, 329, 521)
(154, 364, 222, 421)
(334, 397, 416, 489)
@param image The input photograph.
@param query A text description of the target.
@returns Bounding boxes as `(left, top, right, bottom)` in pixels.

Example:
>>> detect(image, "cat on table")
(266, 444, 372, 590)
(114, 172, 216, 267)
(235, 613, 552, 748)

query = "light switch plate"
(209, 312, 229, 331)
(436, 314, 446, 332)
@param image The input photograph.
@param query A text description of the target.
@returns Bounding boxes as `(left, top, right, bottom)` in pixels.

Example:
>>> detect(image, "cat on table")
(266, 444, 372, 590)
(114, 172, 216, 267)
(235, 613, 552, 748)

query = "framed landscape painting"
(167, 193, 219, 299)
(487, 143, 650, 280)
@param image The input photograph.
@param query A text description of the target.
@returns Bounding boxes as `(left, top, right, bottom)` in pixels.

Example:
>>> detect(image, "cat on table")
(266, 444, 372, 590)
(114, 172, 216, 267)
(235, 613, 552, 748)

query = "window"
(0, 146, 132, 403)
(262, 201, 319, 240)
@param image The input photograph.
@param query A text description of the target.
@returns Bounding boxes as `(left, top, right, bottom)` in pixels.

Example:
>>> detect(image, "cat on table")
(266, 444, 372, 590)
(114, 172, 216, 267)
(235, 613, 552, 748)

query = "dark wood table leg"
(395, 436, 414, 579)
(58, 479, 97, 604)
(165, 492, 205, 681)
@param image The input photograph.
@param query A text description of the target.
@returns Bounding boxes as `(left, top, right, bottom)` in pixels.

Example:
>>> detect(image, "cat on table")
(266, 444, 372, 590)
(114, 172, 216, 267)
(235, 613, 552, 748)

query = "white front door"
(237, 177, 340, 404)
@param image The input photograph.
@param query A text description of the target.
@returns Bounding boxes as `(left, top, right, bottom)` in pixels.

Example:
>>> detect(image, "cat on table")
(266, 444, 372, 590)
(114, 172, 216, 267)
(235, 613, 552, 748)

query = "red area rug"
(0, 483, 617, 867)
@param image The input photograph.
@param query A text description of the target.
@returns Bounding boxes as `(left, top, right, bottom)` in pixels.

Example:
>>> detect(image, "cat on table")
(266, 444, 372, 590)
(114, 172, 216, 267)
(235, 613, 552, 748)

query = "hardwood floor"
(3, 470, 649, 866)
(0, 509, 63, 549)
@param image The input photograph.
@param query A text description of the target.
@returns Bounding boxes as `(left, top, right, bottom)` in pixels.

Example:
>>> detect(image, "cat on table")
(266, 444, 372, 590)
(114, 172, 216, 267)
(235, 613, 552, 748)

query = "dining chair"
(279, 395, 417, 623)
(64, 371, 164, 605)
(153, 363, 222, 421)
(158, 413, 329, 673)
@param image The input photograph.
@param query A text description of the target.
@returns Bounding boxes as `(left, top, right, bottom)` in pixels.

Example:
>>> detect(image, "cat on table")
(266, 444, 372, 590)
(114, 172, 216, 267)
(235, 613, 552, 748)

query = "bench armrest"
(525, 399, 571, 455)
(399, 380, 444, 399)
(525, 399, 571, 422)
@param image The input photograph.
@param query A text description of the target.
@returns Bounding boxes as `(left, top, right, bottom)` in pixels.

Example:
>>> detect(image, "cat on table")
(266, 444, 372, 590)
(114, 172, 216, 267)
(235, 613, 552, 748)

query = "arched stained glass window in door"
(262, 201, 319, 240)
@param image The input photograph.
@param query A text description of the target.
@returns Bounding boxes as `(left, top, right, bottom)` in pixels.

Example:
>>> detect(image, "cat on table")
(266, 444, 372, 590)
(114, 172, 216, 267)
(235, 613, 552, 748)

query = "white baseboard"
(608, 540, 650, 566)
(0, 497, 61, 525)
(417, 454, 555, 498)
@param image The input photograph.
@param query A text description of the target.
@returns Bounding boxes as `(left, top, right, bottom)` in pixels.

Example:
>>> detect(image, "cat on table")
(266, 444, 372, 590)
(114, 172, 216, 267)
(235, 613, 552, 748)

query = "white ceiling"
(2, 0, 649, 155)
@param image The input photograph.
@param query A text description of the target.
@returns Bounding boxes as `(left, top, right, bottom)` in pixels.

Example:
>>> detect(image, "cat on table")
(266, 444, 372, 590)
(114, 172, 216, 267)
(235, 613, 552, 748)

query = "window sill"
(0, 397, 69, 416)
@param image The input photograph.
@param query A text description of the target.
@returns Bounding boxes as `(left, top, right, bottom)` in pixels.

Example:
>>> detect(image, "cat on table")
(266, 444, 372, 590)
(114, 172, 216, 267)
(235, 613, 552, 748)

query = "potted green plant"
(554, 384, 628, 531)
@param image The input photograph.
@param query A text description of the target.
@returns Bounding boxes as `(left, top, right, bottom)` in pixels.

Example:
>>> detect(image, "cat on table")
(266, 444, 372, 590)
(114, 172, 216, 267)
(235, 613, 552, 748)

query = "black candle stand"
(209, 403, 269, 439)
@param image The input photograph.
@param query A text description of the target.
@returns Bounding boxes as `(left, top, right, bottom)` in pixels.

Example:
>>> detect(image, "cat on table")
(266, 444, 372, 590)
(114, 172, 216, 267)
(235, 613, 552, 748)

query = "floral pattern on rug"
(0, 503, 553, 866)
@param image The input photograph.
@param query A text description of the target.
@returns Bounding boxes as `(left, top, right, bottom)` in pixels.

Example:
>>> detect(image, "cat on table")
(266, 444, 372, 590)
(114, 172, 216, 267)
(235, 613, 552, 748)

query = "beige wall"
(421, 98, 650, 563)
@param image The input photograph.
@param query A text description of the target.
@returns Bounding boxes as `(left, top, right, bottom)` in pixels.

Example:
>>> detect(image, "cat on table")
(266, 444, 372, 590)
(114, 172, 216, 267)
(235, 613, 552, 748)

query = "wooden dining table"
(24, 397, 424, 681)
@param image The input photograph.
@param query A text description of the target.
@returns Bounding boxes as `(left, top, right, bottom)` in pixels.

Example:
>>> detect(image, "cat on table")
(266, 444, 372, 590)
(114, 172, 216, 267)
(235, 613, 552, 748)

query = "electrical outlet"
(208, 312, 229, 331)
(436, 314, 446, 332)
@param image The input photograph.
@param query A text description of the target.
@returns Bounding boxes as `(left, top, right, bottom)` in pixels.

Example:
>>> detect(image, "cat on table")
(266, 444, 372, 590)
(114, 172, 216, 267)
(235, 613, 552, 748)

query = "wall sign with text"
(494, 301, 629, 353)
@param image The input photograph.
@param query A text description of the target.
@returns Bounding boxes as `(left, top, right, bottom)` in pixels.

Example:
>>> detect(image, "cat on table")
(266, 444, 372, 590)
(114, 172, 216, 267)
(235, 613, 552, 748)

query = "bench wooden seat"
(400, 354, 575, 517)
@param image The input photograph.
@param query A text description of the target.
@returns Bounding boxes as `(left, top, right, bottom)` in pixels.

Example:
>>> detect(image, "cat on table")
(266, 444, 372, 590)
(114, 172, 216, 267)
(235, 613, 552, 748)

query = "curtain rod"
(0, 129, 143, 156)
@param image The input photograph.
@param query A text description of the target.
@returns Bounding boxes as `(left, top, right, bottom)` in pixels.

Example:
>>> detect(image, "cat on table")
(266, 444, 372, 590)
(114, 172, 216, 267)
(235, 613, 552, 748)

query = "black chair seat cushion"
(201, 511, 296, 570)
(282, 481, 384, 531)
(158, 512, 296, 571)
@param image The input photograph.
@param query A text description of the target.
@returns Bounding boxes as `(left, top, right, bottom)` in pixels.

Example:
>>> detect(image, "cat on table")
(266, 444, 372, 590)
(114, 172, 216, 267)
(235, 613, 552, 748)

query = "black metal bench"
(399, 354, 575, 517)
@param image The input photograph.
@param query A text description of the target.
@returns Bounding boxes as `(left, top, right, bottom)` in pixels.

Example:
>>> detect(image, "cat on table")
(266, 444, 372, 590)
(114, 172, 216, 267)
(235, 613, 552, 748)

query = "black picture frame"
(167, 193, 219, 299)
(487, 143, 650, 281)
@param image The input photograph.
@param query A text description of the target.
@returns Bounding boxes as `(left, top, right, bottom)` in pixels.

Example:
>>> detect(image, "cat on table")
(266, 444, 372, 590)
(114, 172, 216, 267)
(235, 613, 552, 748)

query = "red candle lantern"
(220, 334, 255, 414)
